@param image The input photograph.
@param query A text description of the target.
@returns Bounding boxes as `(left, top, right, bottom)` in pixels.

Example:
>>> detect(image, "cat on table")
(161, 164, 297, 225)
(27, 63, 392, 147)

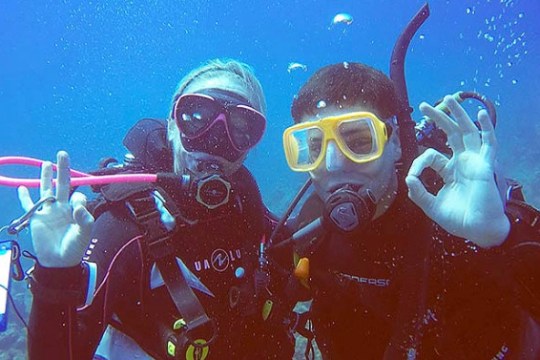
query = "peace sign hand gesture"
(406, 96, 510, 248)
(17, 151, 94, 267)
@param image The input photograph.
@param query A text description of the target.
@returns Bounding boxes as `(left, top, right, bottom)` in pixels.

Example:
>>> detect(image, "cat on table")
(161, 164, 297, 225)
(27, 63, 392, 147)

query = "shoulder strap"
(125, 187, 216, 341)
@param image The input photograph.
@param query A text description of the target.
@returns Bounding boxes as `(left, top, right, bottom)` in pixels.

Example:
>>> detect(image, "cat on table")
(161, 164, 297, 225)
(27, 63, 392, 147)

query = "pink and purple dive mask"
(173, 89, 266, 162)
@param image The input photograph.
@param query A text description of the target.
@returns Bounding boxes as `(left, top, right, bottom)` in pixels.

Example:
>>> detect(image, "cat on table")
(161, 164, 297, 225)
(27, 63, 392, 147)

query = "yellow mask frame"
(283, 111, 389, 172)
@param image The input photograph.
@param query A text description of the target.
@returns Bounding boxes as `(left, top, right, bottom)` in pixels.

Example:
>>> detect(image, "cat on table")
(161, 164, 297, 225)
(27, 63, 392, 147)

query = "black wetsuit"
(26, 122, 295, 360)
(294, 190, 540, 359)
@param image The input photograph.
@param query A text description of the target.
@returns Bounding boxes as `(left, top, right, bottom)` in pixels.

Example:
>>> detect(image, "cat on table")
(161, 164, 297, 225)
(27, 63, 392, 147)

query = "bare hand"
(18, 151, 94, 267)
(406, 96, 510, 248)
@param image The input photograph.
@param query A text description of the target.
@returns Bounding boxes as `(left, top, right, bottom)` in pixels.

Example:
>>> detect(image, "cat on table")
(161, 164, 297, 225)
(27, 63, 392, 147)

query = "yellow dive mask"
(283, 112, 390, 172)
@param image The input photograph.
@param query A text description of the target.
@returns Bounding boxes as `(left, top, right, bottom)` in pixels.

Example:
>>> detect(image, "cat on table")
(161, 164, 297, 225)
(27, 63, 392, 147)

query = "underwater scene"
(1, 0, 539, 359)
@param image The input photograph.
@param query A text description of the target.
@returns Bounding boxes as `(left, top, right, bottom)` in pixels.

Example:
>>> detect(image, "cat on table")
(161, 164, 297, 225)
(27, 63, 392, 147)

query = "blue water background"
(1, 1, 538, 357)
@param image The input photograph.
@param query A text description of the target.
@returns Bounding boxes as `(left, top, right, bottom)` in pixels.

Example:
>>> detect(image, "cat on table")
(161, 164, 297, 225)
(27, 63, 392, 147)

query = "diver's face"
(303, 105, 401, 210)
(170, 75, 255, 177)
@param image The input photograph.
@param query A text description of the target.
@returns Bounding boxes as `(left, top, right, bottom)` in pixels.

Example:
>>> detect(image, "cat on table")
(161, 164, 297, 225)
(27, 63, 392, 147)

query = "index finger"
(445, 95, 481, 151)
(55, 151, 71, 203)
(40, 161, 54, 199)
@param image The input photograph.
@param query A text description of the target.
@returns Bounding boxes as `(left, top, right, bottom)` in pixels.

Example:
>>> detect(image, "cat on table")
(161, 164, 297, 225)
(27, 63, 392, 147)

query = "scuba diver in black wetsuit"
(277, 4, 540, 359)
(17, 59, 295, 359)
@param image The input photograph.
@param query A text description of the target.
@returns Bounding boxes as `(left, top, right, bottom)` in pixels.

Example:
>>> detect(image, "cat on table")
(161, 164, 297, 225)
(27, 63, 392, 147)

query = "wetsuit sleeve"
(27, 263, 85, 359)
(27, 209, 144, 360)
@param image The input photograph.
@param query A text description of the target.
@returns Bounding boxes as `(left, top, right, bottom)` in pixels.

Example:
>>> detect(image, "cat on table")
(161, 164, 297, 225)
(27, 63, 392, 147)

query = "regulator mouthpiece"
(323, 187, 376, 233)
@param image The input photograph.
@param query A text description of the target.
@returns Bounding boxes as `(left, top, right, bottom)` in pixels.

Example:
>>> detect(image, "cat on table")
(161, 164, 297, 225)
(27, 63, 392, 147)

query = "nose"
(325, 140, 346, 171)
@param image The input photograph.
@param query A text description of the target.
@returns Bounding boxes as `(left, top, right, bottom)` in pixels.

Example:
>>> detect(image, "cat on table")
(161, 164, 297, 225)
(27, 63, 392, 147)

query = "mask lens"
(181, 121, 243, 162)
(337, 118, 377, 157)
(228, 106, 266, 151)
(175, 95, 220, 137)
(287, 126, 324, 169)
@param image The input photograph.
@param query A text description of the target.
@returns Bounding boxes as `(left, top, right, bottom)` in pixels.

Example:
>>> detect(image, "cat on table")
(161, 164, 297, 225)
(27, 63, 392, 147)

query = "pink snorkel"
(0, 156, 158, 188)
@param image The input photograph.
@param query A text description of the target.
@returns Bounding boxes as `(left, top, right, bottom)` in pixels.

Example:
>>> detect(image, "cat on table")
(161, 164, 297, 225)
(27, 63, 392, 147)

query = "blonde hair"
(171, 58, 266, 114)
(167, 59, 266, 173)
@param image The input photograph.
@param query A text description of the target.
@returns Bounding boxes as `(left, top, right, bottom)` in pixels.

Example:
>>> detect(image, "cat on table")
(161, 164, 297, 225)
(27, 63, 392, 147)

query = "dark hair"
(291, 62, 399, 122)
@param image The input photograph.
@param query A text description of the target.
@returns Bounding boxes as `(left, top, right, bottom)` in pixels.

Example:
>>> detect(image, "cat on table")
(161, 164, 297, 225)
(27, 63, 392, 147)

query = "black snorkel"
(390, 3, 430, 175)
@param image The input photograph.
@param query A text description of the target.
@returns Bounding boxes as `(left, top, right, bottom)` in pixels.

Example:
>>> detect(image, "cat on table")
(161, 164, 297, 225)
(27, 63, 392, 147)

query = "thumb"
(18, 186, 34, 212)
(406, 174, 435, 216)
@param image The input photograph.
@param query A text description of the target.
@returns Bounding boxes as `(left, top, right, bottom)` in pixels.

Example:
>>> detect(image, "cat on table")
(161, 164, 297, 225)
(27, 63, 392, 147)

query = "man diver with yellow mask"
(282, 59, 540, 360)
